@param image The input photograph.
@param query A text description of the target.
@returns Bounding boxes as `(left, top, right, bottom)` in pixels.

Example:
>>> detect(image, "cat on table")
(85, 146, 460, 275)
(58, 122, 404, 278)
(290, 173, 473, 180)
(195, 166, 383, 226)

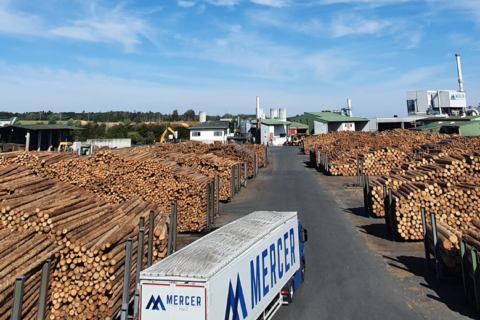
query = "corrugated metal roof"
(188, 121, 229, 130)
(306, 112, 368, 123)
(260, 119, 290, 125)
(410, 123, 443, 132)
(289, 122, 309, 129)
(0, 124, 83, 131)
(141, 211, 297, 280)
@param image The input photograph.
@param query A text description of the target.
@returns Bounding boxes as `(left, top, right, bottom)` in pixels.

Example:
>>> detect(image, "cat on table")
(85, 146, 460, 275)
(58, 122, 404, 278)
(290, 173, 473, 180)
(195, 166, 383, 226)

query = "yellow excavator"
(57, 142, 73, 152)
(160, 127, 177, 143)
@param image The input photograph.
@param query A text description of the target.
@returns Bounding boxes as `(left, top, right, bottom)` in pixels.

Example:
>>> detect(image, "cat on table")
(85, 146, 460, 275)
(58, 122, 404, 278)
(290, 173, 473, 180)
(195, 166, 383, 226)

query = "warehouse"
(0, 124, 81, 152)
(289, 122, 309, 135)
(188, 121, 231, 144)
(260, 119, 290, 146)
(289, 112, 369, 134)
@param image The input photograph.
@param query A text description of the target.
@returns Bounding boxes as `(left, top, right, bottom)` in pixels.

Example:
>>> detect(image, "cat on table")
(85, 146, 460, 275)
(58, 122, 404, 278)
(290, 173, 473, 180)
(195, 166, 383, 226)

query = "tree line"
(0, 110, 255, 123)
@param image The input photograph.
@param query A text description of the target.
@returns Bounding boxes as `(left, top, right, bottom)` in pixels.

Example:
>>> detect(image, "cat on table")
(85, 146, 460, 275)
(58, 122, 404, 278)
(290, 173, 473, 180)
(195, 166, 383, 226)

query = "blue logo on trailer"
(146, 295, 166, 311)
(225, 274, 248, 320)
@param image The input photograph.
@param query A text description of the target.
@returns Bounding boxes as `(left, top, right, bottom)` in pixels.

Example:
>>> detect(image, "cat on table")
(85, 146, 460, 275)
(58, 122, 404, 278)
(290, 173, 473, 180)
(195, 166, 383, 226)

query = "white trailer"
(139, 211, 308, 320)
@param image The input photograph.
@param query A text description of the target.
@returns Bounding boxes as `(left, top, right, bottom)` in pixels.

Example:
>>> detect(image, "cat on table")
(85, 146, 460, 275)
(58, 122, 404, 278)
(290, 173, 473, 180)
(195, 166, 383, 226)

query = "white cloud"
(178, 1, 197, 8)
(49, 4, 153, 53)
(249, 0, 290, 7)
(204, 0, 239, 5)
(0, 0, 45, 36)
(406, 33, 422, 49)
(0, 62, 343, 115)
(331, 14, 392, 37)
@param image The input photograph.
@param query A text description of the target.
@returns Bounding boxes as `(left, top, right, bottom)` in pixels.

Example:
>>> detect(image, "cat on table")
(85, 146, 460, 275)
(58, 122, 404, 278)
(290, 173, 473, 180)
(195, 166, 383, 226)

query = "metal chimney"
(347, 99, 353, 117)
(455, 54, 465, 92)
(256, 96, 260, 119)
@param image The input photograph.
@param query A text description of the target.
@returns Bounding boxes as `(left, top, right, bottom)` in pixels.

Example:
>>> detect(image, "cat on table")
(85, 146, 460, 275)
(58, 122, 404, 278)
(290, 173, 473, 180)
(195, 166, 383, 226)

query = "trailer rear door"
(140, 282, 207, 320)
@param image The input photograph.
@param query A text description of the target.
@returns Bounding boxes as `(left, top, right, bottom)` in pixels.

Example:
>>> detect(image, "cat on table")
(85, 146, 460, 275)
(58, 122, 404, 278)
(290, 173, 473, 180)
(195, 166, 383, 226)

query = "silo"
(279, 108, 287, 121)
(199, 111, 207, 123)
(270, 108, 278, 119)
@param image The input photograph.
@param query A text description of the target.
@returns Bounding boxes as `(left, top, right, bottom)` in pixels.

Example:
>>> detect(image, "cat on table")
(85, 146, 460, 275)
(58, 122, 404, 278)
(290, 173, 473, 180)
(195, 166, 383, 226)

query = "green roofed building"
(411, 118, 480, 136)
(289, 112, 369, 134)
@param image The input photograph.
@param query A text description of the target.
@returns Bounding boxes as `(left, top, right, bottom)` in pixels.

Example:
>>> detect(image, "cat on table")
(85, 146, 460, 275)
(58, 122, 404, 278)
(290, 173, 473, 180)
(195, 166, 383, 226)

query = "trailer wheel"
(301, 260, 306, 283)
(287, 281, 294, 304)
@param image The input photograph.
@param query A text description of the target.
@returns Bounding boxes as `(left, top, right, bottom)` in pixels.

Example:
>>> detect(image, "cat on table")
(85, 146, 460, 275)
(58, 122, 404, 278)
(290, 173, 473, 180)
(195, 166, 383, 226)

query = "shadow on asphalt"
(357, 223, 390, 241)
(343, 206, 367, 217)
(384, 255, 477, 319)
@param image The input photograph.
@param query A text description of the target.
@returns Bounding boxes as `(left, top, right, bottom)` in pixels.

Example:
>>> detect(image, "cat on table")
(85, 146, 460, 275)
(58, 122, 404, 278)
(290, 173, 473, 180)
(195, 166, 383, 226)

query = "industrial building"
(0, 124, 81, 152)
(289, 112, 369, 134)
(410, 117, 480, 136)
(289, 122, 309, 135)
(260, 119, 290, 146)
(188, 121, 231, 144)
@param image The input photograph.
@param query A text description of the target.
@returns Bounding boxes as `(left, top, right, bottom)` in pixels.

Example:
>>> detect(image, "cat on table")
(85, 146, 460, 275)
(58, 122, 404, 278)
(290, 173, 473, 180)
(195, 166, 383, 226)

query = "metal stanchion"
(133, 229, 145, 319)
(36, 260, 51, 320)
(244, 161, 248, 187)
(206, 184, 211, 229)
(216, 176, 220, 214)
(120, 239, 133, 320)
(173, 201, 178, 252)
(147, 211, 154, 267)
(11, 277, 26, 320)
(167, 205, 174, 256)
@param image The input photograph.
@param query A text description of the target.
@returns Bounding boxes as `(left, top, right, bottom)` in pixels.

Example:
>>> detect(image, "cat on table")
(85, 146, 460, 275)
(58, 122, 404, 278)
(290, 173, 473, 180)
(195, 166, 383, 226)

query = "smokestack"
(256, 96, 260, 119)
(347, 99, 353, 117)
(456, 54, 465, 92)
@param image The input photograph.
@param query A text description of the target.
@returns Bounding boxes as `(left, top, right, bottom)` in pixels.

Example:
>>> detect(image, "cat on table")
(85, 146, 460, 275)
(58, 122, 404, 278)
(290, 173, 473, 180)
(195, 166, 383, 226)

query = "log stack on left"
(0, 165, 169, 320)
(0, 151, 211, 232)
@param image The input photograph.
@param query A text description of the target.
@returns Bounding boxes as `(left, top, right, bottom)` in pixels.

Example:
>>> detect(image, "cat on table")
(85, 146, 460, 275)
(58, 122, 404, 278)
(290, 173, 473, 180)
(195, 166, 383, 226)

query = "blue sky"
(0, 0, 479, 118)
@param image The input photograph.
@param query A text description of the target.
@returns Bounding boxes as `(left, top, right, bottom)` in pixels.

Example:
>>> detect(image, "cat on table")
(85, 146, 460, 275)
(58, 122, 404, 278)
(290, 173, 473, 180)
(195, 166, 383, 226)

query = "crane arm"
(160, 127, 177, 143)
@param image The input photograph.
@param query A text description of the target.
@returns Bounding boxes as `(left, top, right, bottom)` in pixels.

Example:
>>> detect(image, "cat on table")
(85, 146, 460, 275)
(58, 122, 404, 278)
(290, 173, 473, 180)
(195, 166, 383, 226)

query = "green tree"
(67, 118, 75, 126)
(48, 118, 57, 124)
(183, 109, 196, 121)
(138, 124, 149, 138)
(172, 110, 179, 121)
(146, 131, 155, 144)
(107, 123, 129, 139)
(127, 132, 143, 144)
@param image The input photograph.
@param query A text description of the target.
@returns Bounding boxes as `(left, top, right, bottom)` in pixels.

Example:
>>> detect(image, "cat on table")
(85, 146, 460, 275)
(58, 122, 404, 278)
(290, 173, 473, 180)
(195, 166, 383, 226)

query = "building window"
(192, 131, 201, 137)
(214, 131, 222, 136)
(299, 120, 302, 123)
(306, 119, 309, 125)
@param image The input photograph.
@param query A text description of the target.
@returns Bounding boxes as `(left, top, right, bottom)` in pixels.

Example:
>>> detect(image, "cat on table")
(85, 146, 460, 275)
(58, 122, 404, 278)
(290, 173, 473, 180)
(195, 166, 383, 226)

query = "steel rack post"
(120, 238, 133, 320)
(133, 229, 145, 319)
(36, 260, 51, 320)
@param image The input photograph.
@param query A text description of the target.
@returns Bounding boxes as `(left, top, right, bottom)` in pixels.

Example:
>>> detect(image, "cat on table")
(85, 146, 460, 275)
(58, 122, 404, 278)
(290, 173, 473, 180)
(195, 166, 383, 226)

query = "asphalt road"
(219, 147, 436, 320)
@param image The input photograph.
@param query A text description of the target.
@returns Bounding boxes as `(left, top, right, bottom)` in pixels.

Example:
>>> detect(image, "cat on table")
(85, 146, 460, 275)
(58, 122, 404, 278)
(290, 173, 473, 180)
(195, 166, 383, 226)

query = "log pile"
(0, 151, 211, 232)
(243, 144, 266, 168)
(122, 148, 241, 201)
(154, 141, 262, 178)
(0, 166, 169, 319)
(306, 130, 451, 176)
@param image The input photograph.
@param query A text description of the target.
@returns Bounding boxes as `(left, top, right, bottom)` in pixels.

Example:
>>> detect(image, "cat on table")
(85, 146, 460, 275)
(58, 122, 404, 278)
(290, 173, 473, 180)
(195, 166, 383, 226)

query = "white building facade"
(260, 119, 290, 146)
(188, 121, 231, 144)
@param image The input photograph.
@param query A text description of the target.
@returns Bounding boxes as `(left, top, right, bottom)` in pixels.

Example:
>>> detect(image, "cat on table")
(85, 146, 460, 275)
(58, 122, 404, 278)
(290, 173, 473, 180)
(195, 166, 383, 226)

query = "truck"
(139, 211, 308, 320)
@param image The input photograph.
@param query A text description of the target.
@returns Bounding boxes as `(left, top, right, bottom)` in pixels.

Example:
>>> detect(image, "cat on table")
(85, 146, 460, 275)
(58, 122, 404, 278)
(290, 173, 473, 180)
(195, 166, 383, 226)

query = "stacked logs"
(243, 144, 266, 168)
(0, 167, 169, 319)
(122, 148, 241, 201)
(425, 219, 462, 270)
(1, 151, 211, 232)
(307, 130, 451, 176)
(162, 153, 239, 201)
(153, 141, 262, 178)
